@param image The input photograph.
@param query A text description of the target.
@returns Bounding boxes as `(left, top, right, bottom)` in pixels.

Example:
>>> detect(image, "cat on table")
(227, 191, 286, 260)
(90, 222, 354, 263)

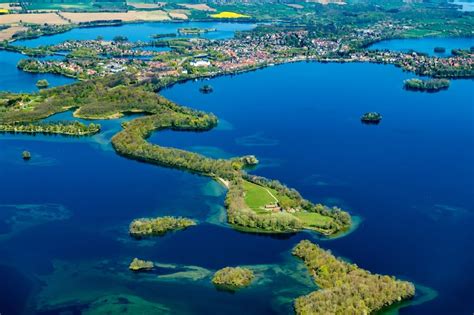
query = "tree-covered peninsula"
(404, 78, 450, 92)
(0, 73, 352, 236)
(212, 267, 255, 290)
(129, 216, 196, 239)
(0, 121, 100, 136)
(293, 240, 415, 314)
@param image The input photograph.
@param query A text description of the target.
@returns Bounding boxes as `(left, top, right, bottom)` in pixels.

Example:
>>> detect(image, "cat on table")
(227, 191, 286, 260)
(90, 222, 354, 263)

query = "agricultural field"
(60, 10, 173, 22)
(0, 13, 69, 24)
(179, 3, 216, 12)
(210, 11, 250, 19)
(21, 0, 127, 12)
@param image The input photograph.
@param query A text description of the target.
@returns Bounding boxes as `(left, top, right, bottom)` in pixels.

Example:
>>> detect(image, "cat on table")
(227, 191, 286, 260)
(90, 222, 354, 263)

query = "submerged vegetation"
(129, 216, 196, 238)
(199, 84, 214, 94)
(129, 258, 154, 272)
(293, 240, 415, 314)
(212, 267, 255, 290)
(404, 78, 450, 92)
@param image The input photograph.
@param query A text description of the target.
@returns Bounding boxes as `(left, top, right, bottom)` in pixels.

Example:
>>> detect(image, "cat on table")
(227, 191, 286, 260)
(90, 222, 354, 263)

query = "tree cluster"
(293, 240, 415, 314)
(212, 267, 255, 290)
(404, 78, 450, 92)
(0, 121, 100, 136)
(129, 216, 196, 239)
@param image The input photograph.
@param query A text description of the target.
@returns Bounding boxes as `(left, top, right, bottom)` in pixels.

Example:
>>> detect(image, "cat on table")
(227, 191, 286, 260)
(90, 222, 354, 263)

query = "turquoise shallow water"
(0, 29, 473, 314)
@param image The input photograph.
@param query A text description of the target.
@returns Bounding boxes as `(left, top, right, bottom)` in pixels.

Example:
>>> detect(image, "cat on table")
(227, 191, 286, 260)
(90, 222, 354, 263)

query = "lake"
(0, 27, 473, 315)
(12, 21, 257, 47)
(0, 51, 75, 93)
(369, 37, 474, 57)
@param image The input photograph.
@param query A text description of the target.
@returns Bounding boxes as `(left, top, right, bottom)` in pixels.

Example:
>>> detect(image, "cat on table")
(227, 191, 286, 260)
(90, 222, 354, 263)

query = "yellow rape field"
(210, 11, 249, 19)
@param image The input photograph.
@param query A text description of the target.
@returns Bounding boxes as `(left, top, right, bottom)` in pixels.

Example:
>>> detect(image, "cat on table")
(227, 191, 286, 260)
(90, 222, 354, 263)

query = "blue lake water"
(369, 37, 474, 56)
(0, 51, 75, 93)
(450, 0, 474, 12)
(12, 22, 256, 47)
(1, 30, 473, 314)
(156, 62, 474, 314)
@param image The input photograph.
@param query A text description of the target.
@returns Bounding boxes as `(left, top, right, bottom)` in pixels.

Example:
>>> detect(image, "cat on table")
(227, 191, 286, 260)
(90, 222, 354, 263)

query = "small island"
(35, 79, 49, 89)
(404, 78, 450, 92)
(22, 150, 31, 160)
(129, 216, 196, 239)
(361, 112, 382, 124)
(129, 258, 154, 272)
(293, 240, 415, 314)
(212, 267, 255, 290)
(178, 28, 216, 35)
(240, 155, 259, 166)
(434, 47, 446, 53)
(151, 33, 177, 39)
(199, 84, 213, 94)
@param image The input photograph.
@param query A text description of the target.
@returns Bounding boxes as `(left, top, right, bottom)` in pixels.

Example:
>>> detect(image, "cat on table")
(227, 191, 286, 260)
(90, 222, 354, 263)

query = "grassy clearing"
(242, 180, 278, 213)
(293, 211, 333, 228)
(242, 180, 334, 230)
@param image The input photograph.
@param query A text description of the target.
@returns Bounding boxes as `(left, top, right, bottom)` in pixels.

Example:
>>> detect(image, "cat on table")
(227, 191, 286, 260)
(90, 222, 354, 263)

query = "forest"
(129, 216, 196, 238)
(292, 240, 415, 314)
(0, 121, 100, 136)
(404, 78, 450, 92)
(212, 267, 255, 290)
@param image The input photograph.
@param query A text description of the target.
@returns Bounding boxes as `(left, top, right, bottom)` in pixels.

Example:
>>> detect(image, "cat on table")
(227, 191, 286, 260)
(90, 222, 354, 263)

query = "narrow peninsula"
(0, 73, 352, 236)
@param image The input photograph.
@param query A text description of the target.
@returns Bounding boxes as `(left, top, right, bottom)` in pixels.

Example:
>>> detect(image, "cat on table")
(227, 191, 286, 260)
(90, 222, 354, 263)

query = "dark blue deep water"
(0, 30, 473, 314)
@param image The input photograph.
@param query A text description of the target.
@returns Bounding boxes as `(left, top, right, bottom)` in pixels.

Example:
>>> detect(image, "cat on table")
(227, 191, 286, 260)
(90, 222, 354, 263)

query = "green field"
(293, 211, 332, 228)
(242, 180, 278, 213)
(243, 179, 334, 229)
